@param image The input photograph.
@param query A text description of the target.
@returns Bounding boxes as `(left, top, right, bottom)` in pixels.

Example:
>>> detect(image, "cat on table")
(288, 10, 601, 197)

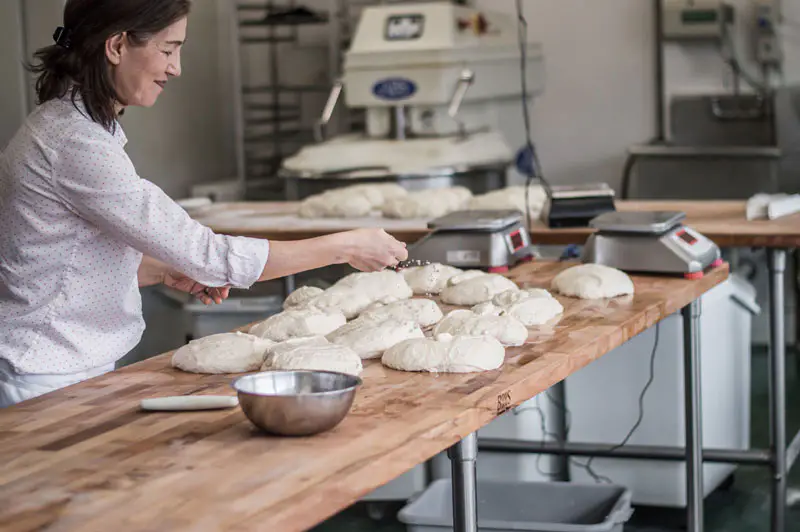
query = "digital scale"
(582, 211, 722, 278)
(406, 210, 537, 272)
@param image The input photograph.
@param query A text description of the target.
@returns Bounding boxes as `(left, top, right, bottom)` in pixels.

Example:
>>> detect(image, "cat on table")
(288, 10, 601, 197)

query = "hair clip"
(53, 26, 72, 49)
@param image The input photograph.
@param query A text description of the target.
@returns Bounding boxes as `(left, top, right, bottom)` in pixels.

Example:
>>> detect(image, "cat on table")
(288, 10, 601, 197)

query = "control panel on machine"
(582, 211, 722, 277)
(406, 210, 537, 272)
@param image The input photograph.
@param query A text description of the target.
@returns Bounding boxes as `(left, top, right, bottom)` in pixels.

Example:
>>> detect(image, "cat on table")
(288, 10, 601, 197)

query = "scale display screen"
(508, 230, 525, 251)
(676, 229, 698, 245)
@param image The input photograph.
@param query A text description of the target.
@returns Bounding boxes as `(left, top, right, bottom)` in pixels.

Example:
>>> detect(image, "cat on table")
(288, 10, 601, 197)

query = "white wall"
(475, 0, 800, 191)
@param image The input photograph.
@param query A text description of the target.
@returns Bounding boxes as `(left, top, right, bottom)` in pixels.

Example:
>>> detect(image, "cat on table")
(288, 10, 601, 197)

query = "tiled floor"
(312, 348, 800, 531)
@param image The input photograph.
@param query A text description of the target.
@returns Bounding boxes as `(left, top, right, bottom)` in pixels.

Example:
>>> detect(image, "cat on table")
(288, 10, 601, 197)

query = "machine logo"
(372, 78, 417, 100)
(385, 14, 424, 40)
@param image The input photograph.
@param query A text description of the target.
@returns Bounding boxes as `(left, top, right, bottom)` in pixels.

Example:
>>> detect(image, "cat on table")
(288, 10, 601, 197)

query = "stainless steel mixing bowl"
(231, 371, 362, 437)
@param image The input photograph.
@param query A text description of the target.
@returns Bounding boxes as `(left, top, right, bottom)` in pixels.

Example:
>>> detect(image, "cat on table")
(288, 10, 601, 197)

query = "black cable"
(515, 0, 550, 231)
(582, 322, 661, 482)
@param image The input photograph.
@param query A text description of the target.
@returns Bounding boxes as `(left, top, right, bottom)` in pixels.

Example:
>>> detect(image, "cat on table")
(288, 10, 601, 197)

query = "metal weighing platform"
(407, 210, 537, 272)
(582, 211, 722, 277)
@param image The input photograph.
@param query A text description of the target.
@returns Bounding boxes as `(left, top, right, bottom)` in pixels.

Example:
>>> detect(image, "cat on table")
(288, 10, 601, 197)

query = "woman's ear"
(105, 32, 126, 66)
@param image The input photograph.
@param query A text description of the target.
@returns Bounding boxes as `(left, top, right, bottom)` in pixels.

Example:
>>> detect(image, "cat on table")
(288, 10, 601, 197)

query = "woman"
(0, 0, 408, 407)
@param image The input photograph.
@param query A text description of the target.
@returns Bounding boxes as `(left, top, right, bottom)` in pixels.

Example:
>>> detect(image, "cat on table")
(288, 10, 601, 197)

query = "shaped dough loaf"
(382, 333, 505, 373)
(359, 298, 444, 327)
(551, 263, 634, 299)
(401, 263, 463, 295)
(474, 288, 564, 326)
(467, 185, 547, 218)
(299, 270, 413, 319)
(249, 308, 346, 342)
(440, 273, 519, 306)
(298, 183, 407, 218)
(382, 186, 472, 219)
(262, 337, 363, 376)
(172, 332, 274, 374)
(433, 309, 528, 346)
(327, 319, 424, 359)
(283, 286, 324, 309)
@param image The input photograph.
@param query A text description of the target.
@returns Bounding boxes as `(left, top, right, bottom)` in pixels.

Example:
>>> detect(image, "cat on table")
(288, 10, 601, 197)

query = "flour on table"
(298, 183, 407, 219)
(381, 333, 505, 373)
(400, 263, 463, 295)
(298, 270, 413, 319)
(359, 298, 443, 327)
(327, 319, 424, 359)
(283, 286, 324, 309)
(248, 308, 346, 342)
(476, 288, 564, 326)
(262, 340, 363, 376)
(172, 332, 274, 374)
(551, 263, 634, 299)
(382, 186, 472, 219)
(440, 273, 519, 306)
(467, 185, 547, 218)
(433, 309, 527, 346)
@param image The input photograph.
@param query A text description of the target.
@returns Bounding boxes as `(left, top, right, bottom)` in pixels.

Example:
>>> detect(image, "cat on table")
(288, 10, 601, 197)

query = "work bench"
(0, 262, 727, 532)
(188, 198, 800, 532)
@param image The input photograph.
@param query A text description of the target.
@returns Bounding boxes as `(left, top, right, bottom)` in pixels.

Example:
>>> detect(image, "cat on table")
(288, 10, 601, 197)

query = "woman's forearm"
(258, 233, 353, 282)
(138, 255, 167, 287)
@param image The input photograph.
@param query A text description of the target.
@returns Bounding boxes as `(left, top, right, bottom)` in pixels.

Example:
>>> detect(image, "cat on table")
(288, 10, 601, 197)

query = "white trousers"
(0, 358, 115, 408)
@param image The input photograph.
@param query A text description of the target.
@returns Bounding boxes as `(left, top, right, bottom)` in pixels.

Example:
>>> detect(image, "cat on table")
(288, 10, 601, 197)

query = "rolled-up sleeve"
(52, 123, 269, 288)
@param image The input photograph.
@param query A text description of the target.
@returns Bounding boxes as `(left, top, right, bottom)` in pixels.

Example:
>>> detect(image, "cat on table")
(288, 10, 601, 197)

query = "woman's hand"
(164, 270, 230, 305)
(340, 228, 409, 272)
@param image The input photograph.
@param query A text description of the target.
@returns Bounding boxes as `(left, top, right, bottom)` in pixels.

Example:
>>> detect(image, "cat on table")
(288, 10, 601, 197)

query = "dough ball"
(551, 264, 634, 299)
(327, 319, 424, 359)
(283, 286, 324, 309)
(262, 341, 363, 376)
(299, 192, 373, 218)
(485, 288, 564, 326)
(446, 270, 486, 287)
(303, 270, 413, 319)
(467, 185, 547, 218)
(297, 183, 407, 219)
(440, 273, 519, 306)
(249, 308, 346, 342)
(359, 298, 444, 327)
(172, 332, 274, 374)
(433, 309, 528, 346)
(401, 263, 463, 295)
(382, 186, 472, 219)
(382, 333, 505, 373)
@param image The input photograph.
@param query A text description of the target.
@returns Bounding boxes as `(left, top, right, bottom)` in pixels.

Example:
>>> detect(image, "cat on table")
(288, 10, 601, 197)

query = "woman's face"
(107, 17, 187, 109)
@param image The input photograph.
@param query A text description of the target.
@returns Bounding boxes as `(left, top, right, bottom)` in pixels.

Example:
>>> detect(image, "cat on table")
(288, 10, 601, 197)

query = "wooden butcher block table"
(0, 262, 728, 532)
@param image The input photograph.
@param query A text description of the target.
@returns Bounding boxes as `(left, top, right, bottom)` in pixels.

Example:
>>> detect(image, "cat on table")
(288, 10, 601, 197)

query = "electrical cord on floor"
(516, 322, 662, 484)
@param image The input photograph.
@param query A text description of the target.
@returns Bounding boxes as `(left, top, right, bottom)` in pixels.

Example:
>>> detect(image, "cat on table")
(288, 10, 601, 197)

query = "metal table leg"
(682, 299, 704, 532)
(768, 249, 787, 532)
(448, 433, 478, 532)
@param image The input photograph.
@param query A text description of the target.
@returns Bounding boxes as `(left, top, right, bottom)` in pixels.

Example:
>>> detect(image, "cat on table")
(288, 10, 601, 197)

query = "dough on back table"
(298, 183, 407, 219)
(382, 186, 472, 219)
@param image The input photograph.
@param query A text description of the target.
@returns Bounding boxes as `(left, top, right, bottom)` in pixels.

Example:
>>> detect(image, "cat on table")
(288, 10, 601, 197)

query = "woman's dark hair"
(27, 0, 191, 132)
